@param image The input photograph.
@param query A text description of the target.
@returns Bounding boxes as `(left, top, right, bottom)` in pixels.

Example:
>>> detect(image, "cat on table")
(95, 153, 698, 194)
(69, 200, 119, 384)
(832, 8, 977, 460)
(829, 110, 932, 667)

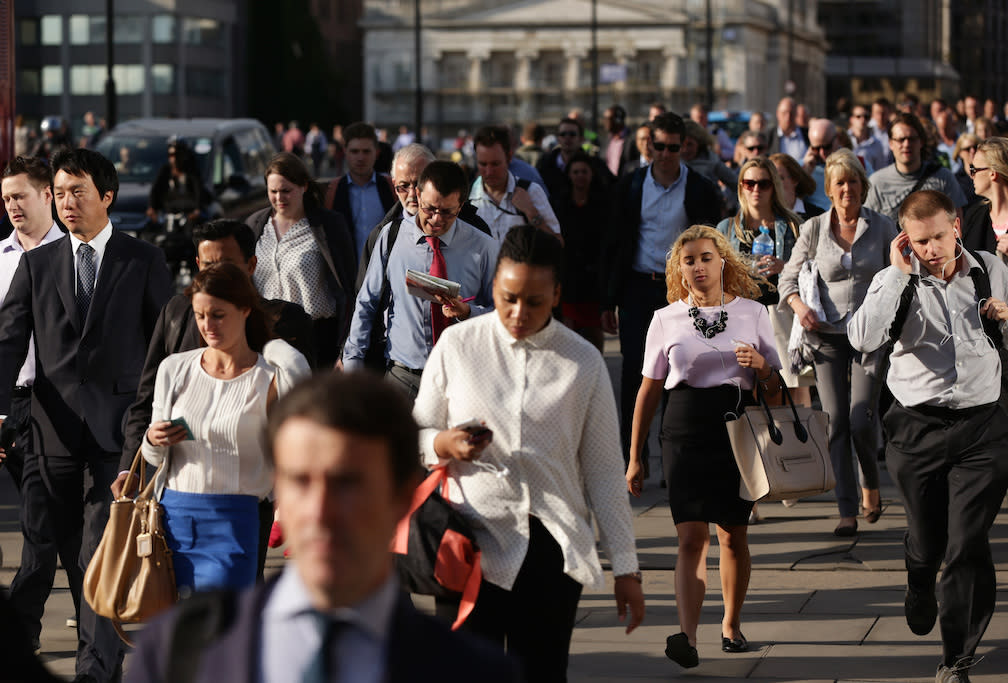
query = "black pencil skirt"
(661, 383, 755, 526)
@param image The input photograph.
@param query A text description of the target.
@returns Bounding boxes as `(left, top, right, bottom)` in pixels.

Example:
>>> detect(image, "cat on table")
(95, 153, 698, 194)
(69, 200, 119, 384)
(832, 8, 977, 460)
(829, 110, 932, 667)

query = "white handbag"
(727, 381, 834, 502)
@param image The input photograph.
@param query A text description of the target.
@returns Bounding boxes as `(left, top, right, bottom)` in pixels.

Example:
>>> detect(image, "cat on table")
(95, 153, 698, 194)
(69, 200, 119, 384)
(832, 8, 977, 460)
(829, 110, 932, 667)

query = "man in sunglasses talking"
(342, 161, 498, 400)
(603, 111, 722, 475)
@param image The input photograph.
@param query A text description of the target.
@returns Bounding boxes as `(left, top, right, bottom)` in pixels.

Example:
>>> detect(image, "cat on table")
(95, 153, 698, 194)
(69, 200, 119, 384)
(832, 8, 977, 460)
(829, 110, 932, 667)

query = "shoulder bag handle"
(754, 372, 808, 445)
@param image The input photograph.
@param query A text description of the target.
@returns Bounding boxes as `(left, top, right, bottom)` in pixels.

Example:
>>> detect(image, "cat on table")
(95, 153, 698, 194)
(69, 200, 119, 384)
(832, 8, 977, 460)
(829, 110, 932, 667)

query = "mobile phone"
(451, 418, 492, 444)
(168, 416, 195, 441)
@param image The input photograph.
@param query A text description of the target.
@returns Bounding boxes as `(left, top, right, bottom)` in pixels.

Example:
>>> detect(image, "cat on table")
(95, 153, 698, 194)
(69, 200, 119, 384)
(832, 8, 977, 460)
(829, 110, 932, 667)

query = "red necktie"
(426, 236, 448, 343)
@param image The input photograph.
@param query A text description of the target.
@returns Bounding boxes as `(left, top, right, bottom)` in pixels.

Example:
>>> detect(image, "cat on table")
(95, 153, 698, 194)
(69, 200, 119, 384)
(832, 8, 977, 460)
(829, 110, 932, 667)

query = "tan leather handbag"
(728, 381, 834, 503)
(83, 449, 178, 645)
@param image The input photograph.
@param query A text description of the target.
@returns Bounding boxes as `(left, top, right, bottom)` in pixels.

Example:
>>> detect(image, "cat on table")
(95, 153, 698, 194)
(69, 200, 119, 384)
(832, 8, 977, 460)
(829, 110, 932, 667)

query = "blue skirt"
(161, 488, 259, 594)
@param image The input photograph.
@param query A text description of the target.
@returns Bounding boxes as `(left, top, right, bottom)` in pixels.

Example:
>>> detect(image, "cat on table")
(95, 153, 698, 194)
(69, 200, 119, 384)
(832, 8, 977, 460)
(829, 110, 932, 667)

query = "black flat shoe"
(862, 505, 883, 524)
(665, 632, 699, 668)
(721, 632, 749, 653)
(834, 520, 858, 537)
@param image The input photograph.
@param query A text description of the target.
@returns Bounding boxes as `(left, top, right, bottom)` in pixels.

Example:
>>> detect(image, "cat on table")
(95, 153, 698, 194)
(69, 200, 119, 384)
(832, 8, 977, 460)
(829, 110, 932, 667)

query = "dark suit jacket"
(125, 577, 523, 683)
(604, 165, 722, 310)
(535, 148, 614, 201)
(119, 293, 315, 471)
(766, 126, 810, 156)
(962, 198, 998, 255)
(326, 173, 397, 256)
(0, 231, 171, 457)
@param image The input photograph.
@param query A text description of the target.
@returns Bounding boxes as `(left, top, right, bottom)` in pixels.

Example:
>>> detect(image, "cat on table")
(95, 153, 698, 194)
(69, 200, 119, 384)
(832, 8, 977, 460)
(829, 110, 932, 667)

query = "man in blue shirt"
(342, 161, 498, 399)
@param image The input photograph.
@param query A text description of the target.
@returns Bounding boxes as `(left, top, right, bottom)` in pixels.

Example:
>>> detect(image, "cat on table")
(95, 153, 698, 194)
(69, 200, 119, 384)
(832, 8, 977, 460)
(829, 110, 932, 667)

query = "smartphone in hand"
(451, 418, 493, 445)
(168, 416, 195, 441)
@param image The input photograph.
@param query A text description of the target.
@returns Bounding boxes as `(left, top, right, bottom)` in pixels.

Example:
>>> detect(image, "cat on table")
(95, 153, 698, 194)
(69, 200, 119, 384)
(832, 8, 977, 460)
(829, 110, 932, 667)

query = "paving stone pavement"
(2, 339, 1006, 681)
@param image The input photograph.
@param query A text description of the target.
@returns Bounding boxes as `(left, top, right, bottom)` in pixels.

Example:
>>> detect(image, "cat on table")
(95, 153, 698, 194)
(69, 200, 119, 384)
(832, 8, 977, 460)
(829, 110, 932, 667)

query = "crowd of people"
(2, 90, 1008, 683)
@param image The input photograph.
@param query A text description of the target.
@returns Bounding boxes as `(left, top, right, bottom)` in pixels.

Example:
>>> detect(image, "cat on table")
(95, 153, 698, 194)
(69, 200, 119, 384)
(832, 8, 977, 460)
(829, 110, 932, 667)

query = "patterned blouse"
(253, 216, 338, 320)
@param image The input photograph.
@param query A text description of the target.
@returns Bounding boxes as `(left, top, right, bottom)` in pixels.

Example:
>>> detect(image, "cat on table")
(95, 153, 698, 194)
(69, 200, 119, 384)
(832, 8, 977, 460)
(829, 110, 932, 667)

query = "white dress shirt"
(469, 172, 561, 243)
(260, 566, 395, 683)
(0, 224, 63, 387)
(414, 313, 639, 591)
(67, 221, 113, 294)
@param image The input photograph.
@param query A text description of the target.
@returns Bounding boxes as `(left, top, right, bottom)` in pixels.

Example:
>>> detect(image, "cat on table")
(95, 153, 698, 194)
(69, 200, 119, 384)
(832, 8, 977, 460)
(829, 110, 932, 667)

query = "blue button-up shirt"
(342, 214, 499, 371)
(348, 172, 387, 263)
(633, 163, 689, 274)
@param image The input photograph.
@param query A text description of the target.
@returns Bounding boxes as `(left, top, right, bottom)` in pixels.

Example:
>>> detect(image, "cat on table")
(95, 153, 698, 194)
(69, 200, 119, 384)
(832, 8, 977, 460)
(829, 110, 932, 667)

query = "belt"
(901, 400, 997, 421)
(12, 385, 31, 398)
(630, 270, 666, 282)
(390, 361, 423, 376)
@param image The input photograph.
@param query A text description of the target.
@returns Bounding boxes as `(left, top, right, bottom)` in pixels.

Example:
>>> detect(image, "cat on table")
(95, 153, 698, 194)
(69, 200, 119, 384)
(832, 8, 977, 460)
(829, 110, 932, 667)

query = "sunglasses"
(969, 164, 990, 177)
(961, 145, 978, 155)
(651, 142, 681, 153)
(741, 179, 773, 191)
(851, 113, 868, 119)
(891, 135, 920, 145)
(556, 131, 579, 137)
(745, 145, 765, 152)
(809, 138, 836, 153)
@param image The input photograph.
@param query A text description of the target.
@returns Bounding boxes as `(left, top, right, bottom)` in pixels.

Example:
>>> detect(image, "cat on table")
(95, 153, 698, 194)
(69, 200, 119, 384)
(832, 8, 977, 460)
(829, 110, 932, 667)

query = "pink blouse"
(642, 297, 781, 390)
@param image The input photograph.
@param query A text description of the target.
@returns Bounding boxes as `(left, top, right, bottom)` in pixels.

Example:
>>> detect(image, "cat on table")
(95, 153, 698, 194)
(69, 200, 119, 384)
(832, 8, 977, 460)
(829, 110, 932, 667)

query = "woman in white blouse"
(626, 224, 780, 668)
(413, 225, 643, 683)
(143, 263, 309, 594)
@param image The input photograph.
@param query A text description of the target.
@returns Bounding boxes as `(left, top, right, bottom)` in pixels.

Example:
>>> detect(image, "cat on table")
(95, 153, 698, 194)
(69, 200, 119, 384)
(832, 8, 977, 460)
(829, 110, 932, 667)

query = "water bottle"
(752, 226, 774, 257)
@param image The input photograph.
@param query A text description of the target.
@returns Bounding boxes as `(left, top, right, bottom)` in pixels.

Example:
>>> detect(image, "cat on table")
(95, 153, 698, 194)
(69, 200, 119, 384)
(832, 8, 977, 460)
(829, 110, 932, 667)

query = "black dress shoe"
(721, 632, 749, 653)
(905, 586, 938, 635)
(72, 676, 99, 683)
(833, 520, 858, 537)
(665, 632, 699, 668)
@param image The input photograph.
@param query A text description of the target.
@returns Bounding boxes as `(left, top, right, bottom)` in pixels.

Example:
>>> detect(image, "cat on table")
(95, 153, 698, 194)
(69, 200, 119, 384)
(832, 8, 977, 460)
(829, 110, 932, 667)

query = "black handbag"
(391, 466, 481, 629)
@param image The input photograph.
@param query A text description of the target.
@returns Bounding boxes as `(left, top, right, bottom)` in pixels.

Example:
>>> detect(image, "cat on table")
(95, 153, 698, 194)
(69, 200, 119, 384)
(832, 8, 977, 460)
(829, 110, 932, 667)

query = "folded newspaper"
(405, 269, 461, 302)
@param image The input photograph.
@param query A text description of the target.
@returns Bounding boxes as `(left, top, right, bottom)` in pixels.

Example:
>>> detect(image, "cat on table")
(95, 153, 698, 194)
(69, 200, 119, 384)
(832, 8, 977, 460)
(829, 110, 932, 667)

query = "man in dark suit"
(125, 372, 521, 683)
(765, 96, 810, 162)
(324, 122, 398, 265)
(602, 112, 721, 474)
(0, 148, 171, 682)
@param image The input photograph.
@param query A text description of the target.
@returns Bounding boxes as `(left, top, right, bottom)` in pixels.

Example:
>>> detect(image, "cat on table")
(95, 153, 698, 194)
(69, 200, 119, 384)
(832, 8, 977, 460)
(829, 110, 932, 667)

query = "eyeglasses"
(741, 179, 773, 191)
(651, 142, 681, 153)
(745, 145, 765, 152)
(851, 113, 868, 119)
(961, 145, 978, 155)
(419, 204, 460, 219)
(969, 164, 990, 177)
(394, 181, 418, 194)
(891, 135, 920, 145)
(809, 138, 836, 153)
(556, 131, 579, 137)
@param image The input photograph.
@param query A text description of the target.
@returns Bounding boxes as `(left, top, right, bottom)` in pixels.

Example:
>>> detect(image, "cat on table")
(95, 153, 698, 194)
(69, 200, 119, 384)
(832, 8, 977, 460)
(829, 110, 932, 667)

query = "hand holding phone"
(451, 418, 493, 445)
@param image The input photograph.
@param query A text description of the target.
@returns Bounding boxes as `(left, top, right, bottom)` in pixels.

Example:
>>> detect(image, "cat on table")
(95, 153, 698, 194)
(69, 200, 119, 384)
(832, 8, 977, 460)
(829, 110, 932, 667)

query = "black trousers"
(0, 393, 31, 491)
(435, 517, 583, 683)
(385, 363, 422, 403)
(884, 400, 1008, 665)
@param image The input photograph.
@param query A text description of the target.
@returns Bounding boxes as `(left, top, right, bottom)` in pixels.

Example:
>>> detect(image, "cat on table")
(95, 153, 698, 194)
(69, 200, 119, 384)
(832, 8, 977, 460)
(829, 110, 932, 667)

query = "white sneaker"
(781, 499, 798, 507)
(66, 616, 77, 628)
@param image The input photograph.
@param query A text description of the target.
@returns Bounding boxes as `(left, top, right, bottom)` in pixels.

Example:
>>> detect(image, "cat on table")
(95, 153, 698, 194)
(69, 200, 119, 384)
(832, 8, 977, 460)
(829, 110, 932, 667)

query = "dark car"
(95, 118, 275, 238)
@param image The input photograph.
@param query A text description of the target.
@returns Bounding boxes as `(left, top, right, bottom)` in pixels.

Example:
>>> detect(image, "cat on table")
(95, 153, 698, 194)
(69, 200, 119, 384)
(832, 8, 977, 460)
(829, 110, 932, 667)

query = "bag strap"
(966, 248, 1004, 348)
(377, 217, 403, 315)
(754, 374, 809, 444)
(391, 466, 449, 555)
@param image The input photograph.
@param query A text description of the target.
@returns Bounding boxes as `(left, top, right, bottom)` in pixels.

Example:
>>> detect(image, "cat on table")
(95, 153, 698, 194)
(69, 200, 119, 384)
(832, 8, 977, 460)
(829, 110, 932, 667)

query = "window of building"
(70, 65, 102, 95)
(116, 16, 145, 44)
(113, 65, 145, 94)
(153, 15, 176, 43)
(19, 69, 41, 95)
(152, 64, 174, 95)
(41, 15, 62, 45)
(186, 67, 226, 97)
(439, 52, 468, 90)
(69, 15, 107, 45)
(41, 66, 63, 95)
(182, 17, 221, 46)
(19, 19, 38, 46)
(535, 50, 564, 89)
(487, 52, 515, 89)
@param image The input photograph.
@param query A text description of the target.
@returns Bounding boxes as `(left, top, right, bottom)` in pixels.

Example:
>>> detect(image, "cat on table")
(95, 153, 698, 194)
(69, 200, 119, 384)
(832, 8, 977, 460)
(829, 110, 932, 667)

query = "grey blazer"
(778, 206, 898, 334)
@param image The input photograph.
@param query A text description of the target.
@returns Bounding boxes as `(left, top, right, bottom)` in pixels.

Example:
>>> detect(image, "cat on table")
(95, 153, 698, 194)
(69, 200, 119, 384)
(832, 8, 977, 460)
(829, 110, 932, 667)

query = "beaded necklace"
(688, 293, 728, 339)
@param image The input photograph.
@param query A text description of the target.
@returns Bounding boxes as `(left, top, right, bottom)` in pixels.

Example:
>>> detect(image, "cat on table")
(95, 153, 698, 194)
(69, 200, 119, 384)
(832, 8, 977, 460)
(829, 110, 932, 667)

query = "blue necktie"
(76, 243, 96, 324)
(303, 613, 344, 683)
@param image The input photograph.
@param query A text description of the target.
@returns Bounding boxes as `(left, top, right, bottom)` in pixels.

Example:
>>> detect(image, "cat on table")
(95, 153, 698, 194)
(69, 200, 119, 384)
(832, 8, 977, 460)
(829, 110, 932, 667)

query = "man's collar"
(67, 221, 113, 252)
(408, 212, 458, 246)
(2, 223, 61, 253)
(347, 171, 377, 188)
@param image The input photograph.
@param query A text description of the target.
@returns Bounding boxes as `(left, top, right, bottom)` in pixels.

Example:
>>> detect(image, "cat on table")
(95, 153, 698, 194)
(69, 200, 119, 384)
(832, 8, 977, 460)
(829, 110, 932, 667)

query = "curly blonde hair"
(664, 225, 766, 304)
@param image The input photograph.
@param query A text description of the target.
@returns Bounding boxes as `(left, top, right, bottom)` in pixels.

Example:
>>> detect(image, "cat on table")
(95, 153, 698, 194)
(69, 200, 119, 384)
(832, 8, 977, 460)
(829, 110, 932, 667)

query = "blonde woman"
(963, 136, 1008, 262)
(953, 132, 982, 203)
(779, 149, 898, 536)
(626, 225, 780, 667)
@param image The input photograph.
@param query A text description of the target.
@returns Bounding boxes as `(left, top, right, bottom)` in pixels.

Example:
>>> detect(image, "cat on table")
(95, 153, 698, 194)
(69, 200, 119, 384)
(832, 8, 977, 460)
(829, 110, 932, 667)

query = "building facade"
(361, 0, 826, 141)
(14, 0, 246, 137)
(949, 0, 1008, 106)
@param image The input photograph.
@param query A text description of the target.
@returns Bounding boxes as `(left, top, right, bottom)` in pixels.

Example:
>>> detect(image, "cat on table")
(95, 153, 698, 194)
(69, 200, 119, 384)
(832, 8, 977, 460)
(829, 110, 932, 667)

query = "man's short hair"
(417, 160, 468, 201)
(391, 143, 435, 172)
(886, 112, 928, 144)
(192, 219, 257, 261)
(651, 112, 685, 138)
(2, 155, 53, 191)
(556, 117, 584, 136)
(473, 125, 511, 155)
(343, 122, 378, 147)
(265, 372, 419, 490)
(51, 147, 119, 205)
(873, 97, 892, 110)
(495, 223, 564, 284)
(522, 122, 545, 143)
(898, 190, 956, 230)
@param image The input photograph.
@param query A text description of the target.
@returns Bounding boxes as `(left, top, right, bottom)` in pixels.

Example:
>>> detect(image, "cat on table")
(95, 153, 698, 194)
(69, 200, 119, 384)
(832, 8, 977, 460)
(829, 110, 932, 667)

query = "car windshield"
(95, 134, 212, 184)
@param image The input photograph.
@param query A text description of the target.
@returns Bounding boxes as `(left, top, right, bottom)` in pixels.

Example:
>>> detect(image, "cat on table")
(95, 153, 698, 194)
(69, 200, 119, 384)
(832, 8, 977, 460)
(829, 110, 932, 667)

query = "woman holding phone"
(142, 263, 309, 594)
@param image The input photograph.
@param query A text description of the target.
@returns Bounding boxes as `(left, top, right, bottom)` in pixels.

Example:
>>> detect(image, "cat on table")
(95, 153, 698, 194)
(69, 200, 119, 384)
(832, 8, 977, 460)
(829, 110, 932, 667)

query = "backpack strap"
(324, 174, 343, 212)
(378, 217, 404, 314)
(966, 248, 1004, 348)
(887, 275, 920, 343)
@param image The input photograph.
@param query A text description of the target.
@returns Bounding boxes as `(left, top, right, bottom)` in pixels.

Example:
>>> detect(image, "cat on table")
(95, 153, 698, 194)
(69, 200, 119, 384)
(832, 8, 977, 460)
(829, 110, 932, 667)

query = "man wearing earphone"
(848, 190, 1008, 683)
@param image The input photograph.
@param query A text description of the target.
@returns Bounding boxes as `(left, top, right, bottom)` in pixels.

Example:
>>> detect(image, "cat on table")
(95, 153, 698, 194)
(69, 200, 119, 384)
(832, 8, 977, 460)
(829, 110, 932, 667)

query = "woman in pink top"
(625, 225, 781, 668)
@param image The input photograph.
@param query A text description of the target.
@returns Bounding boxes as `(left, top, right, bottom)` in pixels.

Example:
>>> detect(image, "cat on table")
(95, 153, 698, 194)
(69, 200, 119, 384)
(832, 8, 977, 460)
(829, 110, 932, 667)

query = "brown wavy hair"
(664, 225, 766, 304)
(186, 262, 274, 352)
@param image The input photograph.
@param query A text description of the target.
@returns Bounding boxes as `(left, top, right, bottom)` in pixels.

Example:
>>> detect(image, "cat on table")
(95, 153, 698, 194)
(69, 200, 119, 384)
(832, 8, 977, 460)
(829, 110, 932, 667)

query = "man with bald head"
(767, 97, 809, 161)
(802, 118, 844, 209)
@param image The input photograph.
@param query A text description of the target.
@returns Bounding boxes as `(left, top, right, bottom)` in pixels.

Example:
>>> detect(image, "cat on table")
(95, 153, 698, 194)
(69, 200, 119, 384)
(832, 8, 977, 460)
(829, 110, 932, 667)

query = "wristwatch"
(616, 571, 643, 584)
(529, 214, 544, 227)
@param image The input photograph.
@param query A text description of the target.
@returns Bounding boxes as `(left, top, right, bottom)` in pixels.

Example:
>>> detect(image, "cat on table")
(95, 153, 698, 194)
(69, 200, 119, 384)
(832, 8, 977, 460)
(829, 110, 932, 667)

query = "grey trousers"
(811, 333, 881, 517)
